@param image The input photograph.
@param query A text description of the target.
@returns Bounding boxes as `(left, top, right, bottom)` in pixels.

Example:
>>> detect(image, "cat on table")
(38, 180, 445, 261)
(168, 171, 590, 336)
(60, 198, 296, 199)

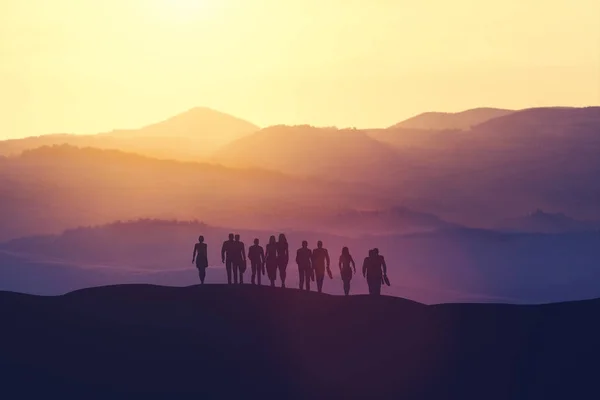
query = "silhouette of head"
(254, 238, 259, 245)
(278, 233, 287, 244)
(235, 234, 240, 242)
(198, 235, 204, 243)
(373, 248, 380, 256)
(317, 241, 323, 248)
(269, 235, 276, 245)
(369, 249, 375, 257)
(342, 247, 349, 256)
(302, 240, 308, 248)
(228, 233, 234, 240)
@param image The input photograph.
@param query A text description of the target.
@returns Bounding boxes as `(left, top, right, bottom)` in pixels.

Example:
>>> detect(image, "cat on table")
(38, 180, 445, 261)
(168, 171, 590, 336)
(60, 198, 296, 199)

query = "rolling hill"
(0, 145, 385, 241)
(213, 125, 404, 183)
(0, 107, 259, 160)
(1, 285, 599, 399)
(390, 107, 515, 130)
(212, 107, 600, 225)
(3, 107, 600, 237)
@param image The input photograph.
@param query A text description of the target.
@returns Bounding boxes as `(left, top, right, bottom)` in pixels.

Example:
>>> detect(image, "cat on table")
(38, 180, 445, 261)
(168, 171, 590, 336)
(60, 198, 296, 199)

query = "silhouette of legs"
(298, 265, 311, 291)
(315, 272, 325, 293)
(251, 261, 262, 285)
(367, 278, 381, 296)
(298, 266, 305, 290)
(266, 260, 277, 288)
(225, 259, 233, 284)
(198, 268, 206, 284)
(341, 267, 352, 295)
(278, 258, 288, 288)
(232, 261, 240, 284)
(343, 280, 350, 296)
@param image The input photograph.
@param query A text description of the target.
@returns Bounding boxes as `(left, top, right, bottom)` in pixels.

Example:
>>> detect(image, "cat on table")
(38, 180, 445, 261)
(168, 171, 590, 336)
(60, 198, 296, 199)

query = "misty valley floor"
(1, 285, 599, 399)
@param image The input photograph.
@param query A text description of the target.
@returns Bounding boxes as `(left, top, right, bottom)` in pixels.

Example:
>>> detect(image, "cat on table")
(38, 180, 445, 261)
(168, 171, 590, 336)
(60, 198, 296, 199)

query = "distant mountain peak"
(390, 108, 515, 130)
(141, 106, 259, 131)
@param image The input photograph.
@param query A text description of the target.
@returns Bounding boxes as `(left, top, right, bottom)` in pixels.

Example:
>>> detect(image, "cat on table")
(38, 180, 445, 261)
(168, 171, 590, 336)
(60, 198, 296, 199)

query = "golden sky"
(1, 0, 599, 138)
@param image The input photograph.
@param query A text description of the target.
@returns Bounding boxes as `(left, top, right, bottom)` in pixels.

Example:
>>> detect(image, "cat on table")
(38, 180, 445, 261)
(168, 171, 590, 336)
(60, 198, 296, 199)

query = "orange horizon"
(1, 0, 599, 139)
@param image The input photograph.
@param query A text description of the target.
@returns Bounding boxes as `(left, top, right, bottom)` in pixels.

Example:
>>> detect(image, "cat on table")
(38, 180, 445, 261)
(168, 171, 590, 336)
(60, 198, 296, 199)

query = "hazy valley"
(1, 106, 600, 304)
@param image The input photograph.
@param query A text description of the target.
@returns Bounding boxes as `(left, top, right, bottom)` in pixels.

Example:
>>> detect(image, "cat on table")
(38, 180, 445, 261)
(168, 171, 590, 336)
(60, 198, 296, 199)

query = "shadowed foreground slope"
(1, 285, 599, 399)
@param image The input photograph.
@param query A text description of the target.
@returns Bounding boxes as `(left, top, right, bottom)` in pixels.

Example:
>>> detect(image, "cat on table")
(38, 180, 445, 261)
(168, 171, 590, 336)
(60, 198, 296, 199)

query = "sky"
(1, 0, 599, 139)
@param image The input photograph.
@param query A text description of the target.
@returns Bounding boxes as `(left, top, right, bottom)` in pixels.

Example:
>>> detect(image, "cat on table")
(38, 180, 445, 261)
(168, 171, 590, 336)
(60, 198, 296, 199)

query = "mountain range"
(0, 107, 259, 161)
(389, 107, 515, 130)
(1, 105, 600, 305)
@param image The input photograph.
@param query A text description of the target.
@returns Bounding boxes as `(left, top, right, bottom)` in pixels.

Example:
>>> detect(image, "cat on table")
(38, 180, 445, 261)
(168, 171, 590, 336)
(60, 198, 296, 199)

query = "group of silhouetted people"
(192, 234, 389, 295)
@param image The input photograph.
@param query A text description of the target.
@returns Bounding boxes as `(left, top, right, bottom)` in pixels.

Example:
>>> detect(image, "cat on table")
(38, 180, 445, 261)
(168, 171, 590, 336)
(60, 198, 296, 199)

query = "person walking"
(277, 233, 289, 288)
(192, 236, 208, 284)
(338, 247, 356, 296)
(312, 241, 331, 293)
(363, 248, 388, 295)
(233, 234, 246, 284)
(265, 235, 278, 287)
(221, 233, 235, 284)
(296, 240, 313, 291)
(248, 238, 265, 285)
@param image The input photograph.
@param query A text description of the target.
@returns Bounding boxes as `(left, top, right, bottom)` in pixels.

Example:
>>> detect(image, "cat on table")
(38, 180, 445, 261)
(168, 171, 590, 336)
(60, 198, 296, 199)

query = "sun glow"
(151, 0, 219, 21)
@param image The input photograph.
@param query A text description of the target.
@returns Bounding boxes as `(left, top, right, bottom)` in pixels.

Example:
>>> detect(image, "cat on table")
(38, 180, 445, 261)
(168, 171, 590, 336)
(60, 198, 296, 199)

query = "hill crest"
(1, 284, 599, 399)
(390, 107, 515, 130)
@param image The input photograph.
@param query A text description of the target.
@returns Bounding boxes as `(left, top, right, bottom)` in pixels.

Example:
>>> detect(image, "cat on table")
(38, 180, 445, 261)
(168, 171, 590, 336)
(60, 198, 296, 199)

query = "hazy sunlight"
(151, 0, 219, 20)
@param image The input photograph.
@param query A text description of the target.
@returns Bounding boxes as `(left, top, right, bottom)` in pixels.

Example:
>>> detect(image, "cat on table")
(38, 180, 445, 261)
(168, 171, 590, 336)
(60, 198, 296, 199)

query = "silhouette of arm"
(325, 250, 330, 268)
(221, 242, 226, 263)
(362, 258, 368, 277)
(381, 256, 387, 275)
(192, 244, 198, 262)
(241, 243, 246, 262)
(338, 256, 343, 272)
(350, 256, 356, 273)
(308, 250, 313, 269)
(296, 249, 301, 264)
(260, 247, 265, 264)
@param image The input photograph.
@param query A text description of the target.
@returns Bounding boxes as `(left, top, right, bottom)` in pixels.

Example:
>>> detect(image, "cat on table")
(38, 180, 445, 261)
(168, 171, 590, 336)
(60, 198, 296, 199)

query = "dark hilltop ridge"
(1, 284, 599, 399)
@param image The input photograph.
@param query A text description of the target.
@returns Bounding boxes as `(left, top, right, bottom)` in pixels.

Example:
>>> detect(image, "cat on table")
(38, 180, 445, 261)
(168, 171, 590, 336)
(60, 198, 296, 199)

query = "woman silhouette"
(338, 247, 356, 296)
(192, 236, 208, 284)
(265, 235, 279, 287)
(277, 233, 289, 288)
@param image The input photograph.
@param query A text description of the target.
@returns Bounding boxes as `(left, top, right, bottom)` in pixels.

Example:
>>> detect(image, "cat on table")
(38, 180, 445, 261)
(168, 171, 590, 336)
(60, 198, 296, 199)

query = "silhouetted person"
(233, 234, 246, 284)
(265, 235, 278, 287)
(312, 241, 331, 293)
(374, 248, 389, 287)
(277, 233, 289, 288)
(338, 247, 356, 296)
(296, 240, 313, 291)
(363, 248, 388, 296)
(248, 238, 265, 285)
(221, 233, 235, 284)
(192, 236, 208, 284)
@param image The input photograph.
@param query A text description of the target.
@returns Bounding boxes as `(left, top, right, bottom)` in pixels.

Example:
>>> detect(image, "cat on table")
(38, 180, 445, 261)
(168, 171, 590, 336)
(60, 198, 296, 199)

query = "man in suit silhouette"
(192, 236, 208, 284)
(363, 248, 387, 295)
(233, 234, 246, 284)
(248, 238, 265, 285)
(221, 233, 236, 284)
(312, 241, 331, 293)
(296, 240, 313, 291)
